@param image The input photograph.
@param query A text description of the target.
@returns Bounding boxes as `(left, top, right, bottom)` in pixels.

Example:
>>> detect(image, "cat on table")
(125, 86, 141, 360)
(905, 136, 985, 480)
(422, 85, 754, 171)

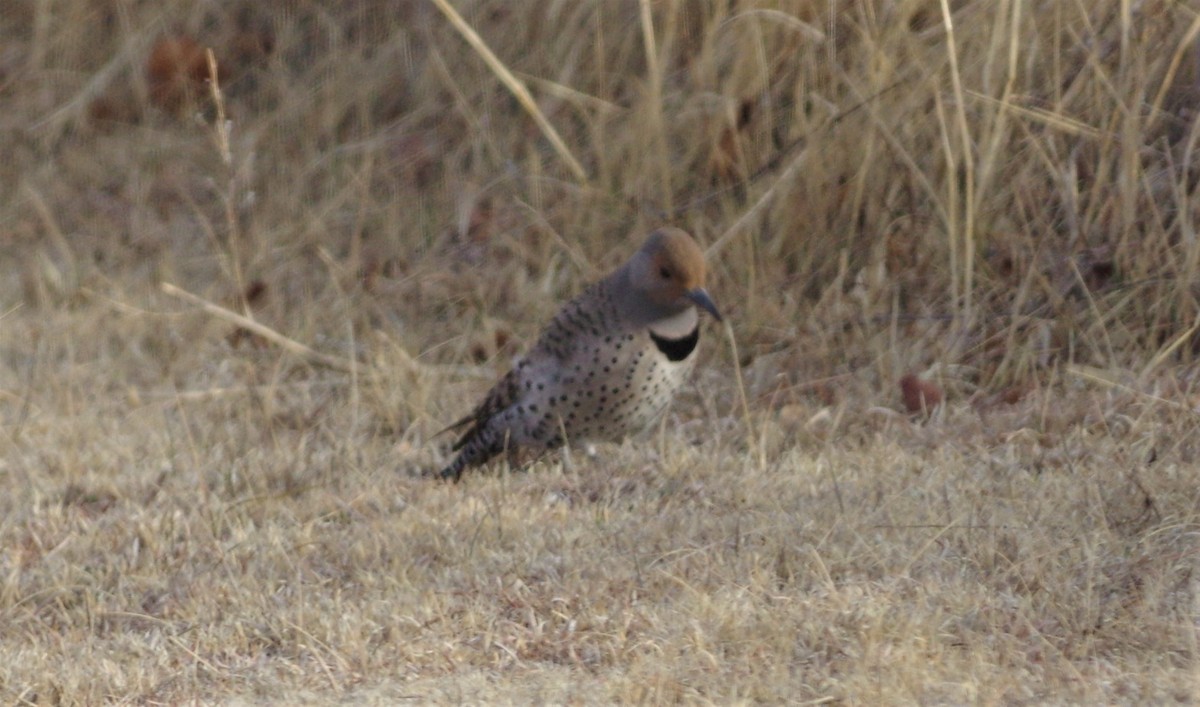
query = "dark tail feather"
(438, 455, 468, 482)
(434, 414, 475, 440)
(437, 426, 505, 482)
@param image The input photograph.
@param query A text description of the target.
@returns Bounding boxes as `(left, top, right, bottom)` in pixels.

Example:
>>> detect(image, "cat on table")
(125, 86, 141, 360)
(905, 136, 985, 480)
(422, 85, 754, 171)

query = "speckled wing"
(441, 284, 603, 454)
(443, 368, 522, 452)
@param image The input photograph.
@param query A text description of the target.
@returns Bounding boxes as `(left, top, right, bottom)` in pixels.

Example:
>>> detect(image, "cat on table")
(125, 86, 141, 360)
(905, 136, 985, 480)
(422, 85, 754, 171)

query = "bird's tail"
(437, 426, 506, 482)
(433, 414, 475, 439)
(438, 454, 469, 482)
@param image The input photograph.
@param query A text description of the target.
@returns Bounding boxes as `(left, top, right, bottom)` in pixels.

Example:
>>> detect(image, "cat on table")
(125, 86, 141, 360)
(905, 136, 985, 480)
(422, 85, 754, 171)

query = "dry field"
(2, 0, 1200, 703)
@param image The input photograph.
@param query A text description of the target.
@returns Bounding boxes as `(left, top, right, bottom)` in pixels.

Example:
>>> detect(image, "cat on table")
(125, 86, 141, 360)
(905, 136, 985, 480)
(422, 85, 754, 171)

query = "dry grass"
(2, 0, 1199, 703)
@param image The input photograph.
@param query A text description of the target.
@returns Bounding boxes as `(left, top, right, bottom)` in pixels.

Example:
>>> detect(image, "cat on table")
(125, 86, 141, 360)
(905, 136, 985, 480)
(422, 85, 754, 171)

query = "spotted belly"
(500, 329, 697, 450)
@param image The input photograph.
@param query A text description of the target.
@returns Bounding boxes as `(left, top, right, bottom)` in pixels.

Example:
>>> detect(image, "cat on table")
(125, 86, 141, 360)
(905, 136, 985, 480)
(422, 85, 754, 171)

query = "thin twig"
(724, 320, 763, 470)
(160, 282, 357, 372)
(159, 282, 494, 380)
(706, 143, 811, 258)
(700, 77, 915, 257)
(430, 0, 587, 182)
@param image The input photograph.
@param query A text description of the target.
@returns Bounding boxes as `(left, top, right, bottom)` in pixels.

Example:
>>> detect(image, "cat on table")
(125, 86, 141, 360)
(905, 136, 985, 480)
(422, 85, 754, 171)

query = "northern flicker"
(439, 227, 722, 481)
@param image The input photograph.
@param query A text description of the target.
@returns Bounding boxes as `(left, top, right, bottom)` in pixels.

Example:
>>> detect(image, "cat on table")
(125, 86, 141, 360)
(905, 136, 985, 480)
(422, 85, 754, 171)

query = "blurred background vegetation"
(5, 0, 1200, 406)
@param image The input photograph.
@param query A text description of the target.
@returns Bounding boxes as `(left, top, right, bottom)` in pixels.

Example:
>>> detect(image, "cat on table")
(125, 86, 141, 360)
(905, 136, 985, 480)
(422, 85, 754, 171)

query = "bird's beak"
(686, 288, 722, 322)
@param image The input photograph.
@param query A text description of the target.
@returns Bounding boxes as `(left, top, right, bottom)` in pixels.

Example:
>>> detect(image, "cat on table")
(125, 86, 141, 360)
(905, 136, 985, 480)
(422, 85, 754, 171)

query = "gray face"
(617, 228, 721, 326)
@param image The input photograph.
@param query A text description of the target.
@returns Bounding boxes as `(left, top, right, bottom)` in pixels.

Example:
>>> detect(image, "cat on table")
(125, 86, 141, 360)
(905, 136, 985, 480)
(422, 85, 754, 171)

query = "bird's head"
(628, 227, 722, 321)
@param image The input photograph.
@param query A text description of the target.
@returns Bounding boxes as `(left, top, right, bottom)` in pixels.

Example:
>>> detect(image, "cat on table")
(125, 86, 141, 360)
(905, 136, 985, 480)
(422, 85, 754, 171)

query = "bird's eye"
(659, 266, 671, 279)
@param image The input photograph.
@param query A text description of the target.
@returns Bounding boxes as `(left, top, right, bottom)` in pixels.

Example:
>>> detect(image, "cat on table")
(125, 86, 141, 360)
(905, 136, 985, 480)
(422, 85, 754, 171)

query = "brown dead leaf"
(900, 373, 943, 414)
(146, 34, 226, 114)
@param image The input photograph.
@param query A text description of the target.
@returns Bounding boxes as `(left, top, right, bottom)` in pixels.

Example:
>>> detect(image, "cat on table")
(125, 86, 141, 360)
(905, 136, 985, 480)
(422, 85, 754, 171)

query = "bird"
(438, 227, 722, 481)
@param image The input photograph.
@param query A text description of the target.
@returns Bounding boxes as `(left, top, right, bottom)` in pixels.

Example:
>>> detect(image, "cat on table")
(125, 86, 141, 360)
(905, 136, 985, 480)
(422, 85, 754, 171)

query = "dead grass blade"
(1067, 364, 1194, 412)
(515, 72, 623, 115)
(639, 0, 673, 212)
(724, 319, 763, 471)
(1148, 12, 1200, 130)
(1140, 313, 1200, 381)
(430, 0, 587, 183)
(160, 282, 357, 372)
(939, 0, 977, 331)
(706, 143, 811, 258)
(964, 90, 1102, 138)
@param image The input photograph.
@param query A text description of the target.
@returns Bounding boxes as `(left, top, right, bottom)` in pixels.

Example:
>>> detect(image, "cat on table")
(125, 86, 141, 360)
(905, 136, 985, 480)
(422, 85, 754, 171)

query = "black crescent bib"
(650, 326, 699, 362)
